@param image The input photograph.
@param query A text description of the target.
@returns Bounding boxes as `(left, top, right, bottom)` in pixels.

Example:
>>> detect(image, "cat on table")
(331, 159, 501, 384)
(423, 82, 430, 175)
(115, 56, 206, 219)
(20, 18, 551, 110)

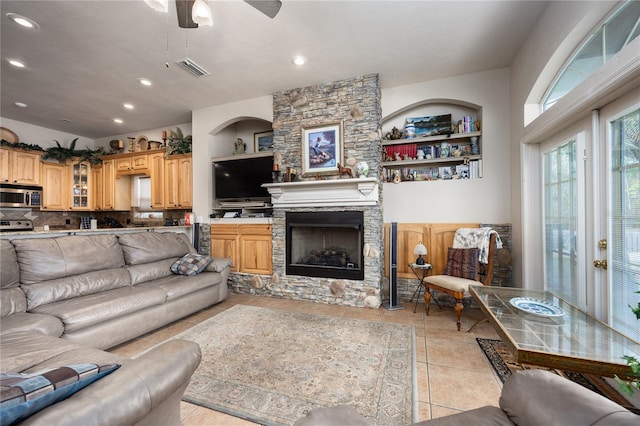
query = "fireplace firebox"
(286, 211, 364, 280)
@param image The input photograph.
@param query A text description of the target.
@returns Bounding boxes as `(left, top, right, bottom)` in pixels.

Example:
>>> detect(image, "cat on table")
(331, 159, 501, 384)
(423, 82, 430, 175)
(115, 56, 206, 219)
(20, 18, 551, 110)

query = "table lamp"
(414, 242, 427, 265)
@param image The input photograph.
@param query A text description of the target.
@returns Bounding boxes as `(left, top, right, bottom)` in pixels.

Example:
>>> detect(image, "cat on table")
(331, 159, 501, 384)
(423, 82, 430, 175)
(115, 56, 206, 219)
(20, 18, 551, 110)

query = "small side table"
(408, 263, 432, 313)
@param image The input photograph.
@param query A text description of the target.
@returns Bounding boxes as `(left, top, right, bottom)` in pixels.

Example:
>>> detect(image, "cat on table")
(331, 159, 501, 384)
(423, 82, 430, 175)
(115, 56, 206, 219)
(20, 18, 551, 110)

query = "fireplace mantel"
(263, 178, 379, 208)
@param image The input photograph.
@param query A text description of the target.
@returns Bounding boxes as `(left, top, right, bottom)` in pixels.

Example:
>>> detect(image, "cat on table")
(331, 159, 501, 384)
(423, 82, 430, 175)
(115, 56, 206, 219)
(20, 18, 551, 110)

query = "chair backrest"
(477, 233, 497, 286)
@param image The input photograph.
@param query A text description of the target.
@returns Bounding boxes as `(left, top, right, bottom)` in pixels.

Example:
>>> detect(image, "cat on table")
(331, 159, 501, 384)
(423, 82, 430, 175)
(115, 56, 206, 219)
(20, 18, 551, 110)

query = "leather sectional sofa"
(0, 231, 231, 425)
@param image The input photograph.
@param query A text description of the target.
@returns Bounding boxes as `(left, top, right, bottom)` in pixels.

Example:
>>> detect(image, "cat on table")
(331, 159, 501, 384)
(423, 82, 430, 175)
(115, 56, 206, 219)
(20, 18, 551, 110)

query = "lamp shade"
(144, 0, 168, 13)
(413, 242, 427, 256)
(414, 242, 427, 265)
(192, 0, 213, 26)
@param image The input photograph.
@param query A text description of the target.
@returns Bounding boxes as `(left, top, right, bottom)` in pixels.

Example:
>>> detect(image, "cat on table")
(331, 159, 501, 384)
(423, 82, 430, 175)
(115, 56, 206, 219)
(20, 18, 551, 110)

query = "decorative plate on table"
(509, 297, 565, 317)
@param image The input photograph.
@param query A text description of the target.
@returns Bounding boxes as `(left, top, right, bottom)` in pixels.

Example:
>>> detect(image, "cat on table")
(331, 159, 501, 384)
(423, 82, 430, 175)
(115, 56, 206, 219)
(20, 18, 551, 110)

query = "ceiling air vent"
(175, 58, 210, 77)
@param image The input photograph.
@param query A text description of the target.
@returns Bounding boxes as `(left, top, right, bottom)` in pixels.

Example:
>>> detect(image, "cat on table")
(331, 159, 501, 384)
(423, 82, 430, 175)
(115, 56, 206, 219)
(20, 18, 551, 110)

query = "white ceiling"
(0, 0, 549, 139)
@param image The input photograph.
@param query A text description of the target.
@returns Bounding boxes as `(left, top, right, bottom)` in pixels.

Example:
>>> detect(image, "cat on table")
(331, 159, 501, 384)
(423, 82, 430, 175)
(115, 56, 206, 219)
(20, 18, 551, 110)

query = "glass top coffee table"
(470, 286, 640, 379)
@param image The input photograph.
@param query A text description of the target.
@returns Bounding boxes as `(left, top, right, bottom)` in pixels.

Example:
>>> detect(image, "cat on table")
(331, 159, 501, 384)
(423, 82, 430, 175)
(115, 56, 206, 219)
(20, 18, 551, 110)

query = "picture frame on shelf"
(254, 131, 274, 152)
(301, 121, 343, 176)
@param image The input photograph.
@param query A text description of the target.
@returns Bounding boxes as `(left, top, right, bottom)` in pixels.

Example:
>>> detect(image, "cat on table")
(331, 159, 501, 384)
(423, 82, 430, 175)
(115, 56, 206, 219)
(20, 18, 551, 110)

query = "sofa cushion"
(170, 253, 212, 276)
(0, 240, 20, 290)
(0, 331, 88, 373)
(205, 257, 233, 273)
(127, 259, 175, 286)
(0, 288, 26, 317)
(20, 268, 132, 310)
(12, 235, 124, 285)
(138, 272, 223, 301)
(0, 313, 63, 337)
(0, 363, 120, 426)
(117, 232, 194, 266)
(29, 287, 167, 333)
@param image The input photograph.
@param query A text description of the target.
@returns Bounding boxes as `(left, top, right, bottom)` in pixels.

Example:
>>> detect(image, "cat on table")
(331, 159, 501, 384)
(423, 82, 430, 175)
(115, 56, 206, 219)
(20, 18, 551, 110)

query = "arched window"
(542, 1, 639, 111)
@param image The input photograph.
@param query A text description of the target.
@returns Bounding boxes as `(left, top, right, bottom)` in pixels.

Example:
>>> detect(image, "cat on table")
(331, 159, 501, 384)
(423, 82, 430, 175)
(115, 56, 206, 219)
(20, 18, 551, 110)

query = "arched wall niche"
(208, 116, 272, 156)
(382, 98, 482, 135)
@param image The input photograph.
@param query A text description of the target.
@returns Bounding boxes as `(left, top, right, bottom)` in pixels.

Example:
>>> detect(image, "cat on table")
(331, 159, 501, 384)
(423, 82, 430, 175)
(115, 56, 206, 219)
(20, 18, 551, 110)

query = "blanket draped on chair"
(453, 227, 503, 264)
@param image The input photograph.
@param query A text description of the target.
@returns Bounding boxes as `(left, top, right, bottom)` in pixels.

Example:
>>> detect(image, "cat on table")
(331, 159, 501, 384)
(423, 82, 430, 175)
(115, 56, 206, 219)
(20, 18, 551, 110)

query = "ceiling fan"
(175, 0, 282, 28)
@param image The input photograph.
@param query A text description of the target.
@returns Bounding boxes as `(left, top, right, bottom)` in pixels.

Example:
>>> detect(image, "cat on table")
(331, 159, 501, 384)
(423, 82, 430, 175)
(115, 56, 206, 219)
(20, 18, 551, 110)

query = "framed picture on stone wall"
(301, 121, 343, 176)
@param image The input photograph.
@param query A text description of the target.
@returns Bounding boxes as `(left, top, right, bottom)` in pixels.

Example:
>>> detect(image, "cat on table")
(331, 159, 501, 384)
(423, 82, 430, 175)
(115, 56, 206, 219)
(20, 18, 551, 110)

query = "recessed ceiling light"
(291, 55, 307, 66)
(7, 13, 39, 29)
(123, 103, 134, 110)
(58, 118, 71, 123)
(14, 102, 27, 108)
(8, 59, 25, 68)
(138, 78, 152, 86)
(114, 118, 123, 124)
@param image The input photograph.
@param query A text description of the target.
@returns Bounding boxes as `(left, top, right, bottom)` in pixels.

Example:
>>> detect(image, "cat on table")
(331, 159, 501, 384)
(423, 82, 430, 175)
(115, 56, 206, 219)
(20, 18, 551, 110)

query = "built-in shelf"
(263, 178, 379, 208)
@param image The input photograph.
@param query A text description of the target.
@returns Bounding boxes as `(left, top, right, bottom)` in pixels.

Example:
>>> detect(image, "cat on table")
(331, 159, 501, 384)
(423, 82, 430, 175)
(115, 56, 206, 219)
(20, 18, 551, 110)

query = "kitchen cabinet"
(0, 147, 41, 185)
(69, 160, 92, 210)
(100, 159, 130, 211)
(148, 152, 165, 209)
(165, 154, 192, 209)
(115, 153, 149, 175)
(211, 223, 272, 274)
(92, 164, 104, 210)
(41, 162, 68, 211)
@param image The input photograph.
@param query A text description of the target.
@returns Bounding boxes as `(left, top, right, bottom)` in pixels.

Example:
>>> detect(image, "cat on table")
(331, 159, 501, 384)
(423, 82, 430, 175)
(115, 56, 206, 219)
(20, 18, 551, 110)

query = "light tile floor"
(110, 293, 503, 425)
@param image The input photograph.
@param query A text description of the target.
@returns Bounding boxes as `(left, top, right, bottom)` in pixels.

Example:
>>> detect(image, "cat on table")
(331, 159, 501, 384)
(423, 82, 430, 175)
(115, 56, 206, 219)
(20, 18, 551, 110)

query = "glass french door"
(542, 91, 640, 341)
(602, 95, 640, 341)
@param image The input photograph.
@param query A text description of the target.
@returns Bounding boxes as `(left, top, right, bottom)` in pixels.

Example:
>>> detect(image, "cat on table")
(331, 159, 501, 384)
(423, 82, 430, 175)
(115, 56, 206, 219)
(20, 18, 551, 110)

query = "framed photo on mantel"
(254, 131, 274, 152)
(301, 121, 343, 176)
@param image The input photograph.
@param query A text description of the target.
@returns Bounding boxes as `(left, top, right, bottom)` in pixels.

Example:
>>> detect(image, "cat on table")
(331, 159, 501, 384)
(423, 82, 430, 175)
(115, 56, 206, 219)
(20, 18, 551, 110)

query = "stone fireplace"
(286, 211, 364, 280)
(228, 74, 383, 307)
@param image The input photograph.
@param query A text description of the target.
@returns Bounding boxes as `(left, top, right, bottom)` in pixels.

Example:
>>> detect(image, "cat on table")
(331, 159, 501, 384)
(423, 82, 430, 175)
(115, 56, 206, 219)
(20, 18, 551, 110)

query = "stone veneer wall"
(228, 74, 383, 307)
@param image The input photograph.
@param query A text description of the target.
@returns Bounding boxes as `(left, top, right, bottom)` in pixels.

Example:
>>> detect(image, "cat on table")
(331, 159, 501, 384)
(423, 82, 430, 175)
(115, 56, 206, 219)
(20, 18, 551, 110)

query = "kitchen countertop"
(0, 226, 193, 238)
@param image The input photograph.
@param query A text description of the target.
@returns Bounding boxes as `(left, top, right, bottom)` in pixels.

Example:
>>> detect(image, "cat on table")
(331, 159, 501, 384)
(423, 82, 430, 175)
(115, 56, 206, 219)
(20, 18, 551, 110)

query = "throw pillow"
(443, 248, 479, 280)
(170, 253, 213, 276)
(0, 363, 120, 426)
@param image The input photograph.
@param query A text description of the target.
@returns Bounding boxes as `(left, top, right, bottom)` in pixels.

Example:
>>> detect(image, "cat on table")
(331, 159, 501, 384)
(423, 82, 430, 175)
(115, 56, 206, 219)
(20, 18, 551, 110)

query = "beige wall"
(508, 1, 619, 288)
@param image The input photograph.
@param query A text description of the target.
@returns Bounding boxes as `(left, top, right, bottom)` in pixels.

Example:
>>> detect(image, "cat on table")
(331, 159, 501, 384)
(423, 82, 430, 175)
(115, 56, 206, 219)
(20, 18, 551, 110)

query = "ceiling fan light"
(192, 0, 213, 27)
(144, 0, 168, 13)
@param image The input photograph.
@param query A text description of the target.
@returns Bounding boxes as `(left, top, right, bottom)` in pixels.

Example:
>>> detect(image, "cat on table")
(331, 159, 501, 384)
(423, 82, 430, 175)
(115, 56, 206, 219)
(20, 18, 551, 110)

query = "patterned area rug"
(166, 305, 416, 426)
(476, 338, 639, 413)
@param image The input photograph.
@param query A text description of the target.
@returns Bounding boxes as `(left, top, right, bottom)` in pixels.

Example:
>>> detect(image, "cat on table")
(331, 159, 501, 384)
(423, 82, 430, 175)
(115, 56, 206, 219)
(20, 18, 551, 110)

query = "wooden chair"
(422, 230, 497, 331)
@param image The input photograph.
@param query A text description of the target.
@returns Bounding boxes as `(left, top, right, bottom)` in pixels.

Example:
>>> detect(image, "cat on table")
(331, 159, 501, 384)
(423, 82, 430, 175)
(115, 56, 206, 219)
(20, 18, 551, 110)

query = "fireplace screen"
(286, 211, 364, 280)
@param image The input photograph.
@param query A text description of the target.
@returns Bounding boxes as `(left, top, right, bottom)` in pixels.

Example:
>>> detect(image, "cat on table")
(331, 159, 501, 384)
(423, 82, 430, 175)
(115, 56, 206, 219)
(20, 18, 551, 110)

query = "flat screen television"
(213, 154, 273, 202)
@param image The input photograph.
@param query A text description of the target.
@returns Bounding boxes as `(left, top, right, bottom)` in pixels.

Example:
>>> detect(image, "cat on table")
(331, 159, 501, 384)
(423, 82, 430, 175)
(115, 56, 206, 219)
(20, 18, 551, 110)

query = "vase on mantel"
(355, 161, 369, 178)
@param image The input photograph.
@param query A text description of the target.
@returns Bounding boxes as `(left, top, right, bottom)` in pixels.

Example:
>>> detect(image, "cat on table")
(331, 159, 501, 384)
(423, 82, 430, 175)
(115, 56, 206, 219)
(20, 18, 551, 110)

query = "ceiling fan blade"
(244, 0, 282, 19)
(176, 0, 198, 28)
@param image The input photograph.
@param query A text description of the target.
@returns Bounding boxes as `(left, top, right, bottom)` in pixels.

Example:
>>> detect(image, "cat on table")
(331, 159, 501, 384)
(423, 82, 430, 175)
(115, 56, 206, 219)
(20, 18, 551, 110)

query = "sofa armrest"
(205, 257, 232, 273)
(21, 339, 201, 426)
(499, 370, 638, 426)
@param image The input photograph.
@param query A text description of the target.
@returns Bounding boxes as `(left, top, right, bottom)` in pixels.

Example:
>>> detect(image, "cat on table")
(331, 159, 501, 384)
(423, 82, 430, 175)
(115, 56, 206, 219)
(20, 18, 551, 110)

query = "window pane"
(544, 140, 579, 306)
(605, 1, 640, 59)
(609, 108, 640, 340)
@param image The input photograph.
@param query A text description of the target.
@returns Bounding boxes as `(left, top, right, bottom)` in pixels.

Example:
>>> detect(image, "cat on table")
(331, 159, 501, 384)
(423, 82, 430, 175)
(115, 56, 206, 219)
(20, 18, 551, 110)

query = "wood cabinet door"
(177, 156, 192, 208)
(0, 149, 10, 183)
(102, 159, 116, 210)
(12, 150, 41, 185)
(211, 224, 240, 272)
(164, 158, 179, 207)
(131, 153, 148, 170)
(93, 165, 104, 210)
(239, 224, 272, 274)
(149, 152, 165, 208)
(41, 162, 68, 211)
(68, 161, 92, 210)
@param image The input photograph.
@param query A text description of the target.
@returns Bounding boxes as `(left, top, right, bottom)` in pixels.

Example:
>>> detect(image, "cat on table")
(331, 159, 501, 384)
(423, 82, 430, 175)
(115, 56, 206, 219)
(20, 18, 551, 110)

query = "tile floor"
(110, 293, 504, 425)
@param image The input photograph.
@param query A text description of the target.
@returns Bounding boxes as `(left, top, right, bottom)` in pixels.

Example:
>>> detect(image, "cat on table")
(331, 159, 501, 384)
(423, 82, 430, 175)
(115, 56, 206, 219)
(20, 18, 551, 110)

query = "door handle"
(593, 259, 608, 269)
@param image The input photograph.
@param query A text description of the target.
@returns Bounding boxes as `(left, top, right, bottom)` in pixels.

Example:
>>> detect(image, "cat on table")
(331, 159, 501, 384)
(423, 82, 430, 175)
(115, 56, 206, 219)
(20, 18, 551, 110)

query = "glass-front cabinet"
(70, 160, 92, 210)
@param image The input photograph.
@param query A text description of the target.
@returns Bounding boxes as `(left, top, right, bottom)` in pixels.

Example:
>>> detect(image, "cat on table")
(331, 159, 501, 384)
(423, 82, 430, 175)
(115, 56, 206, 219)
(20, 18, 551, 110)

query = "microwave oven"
(0, 184, 42, 208)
